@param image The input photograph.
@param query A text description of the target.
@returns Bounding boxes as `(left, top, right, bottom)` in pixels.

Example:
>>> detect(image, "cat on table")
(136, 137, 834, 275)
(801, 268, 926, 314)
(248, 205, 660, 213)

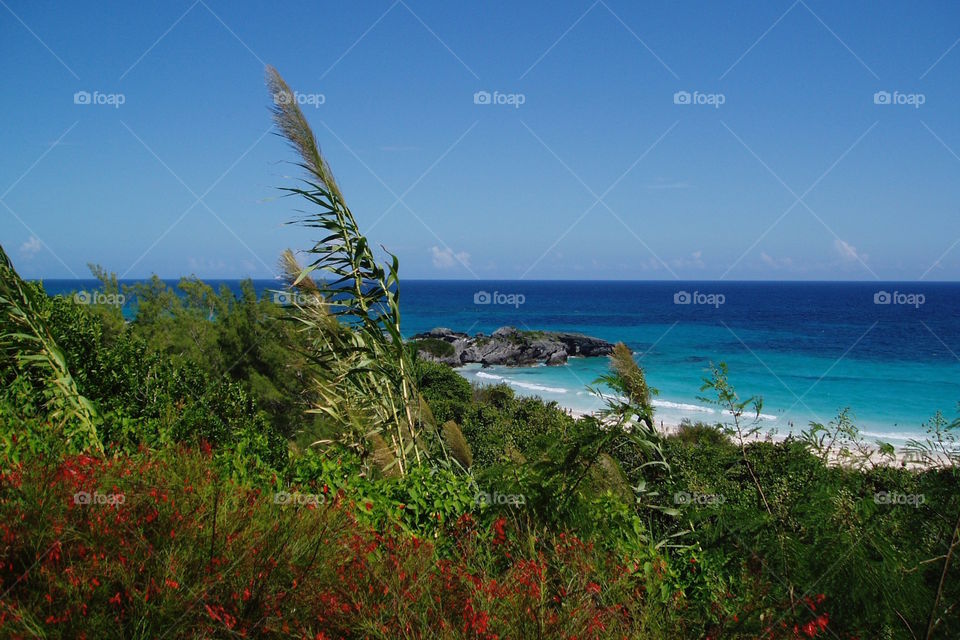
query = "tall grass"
(0, 245, 101, 453)
(267, 67, 433, 475)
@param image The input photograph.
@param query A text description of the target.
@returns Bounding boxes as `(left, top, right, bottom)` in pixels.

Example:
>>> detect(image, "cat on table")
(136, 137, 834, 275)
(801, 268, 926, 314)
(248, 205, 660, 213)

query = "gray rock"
(410, 326, 618, 367)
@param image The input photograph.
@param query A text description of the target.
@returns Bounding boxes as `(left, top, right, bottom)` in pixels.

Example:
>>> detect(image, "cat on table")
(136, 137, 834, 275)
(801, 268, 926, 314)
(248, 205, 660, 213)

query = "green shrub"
(411, 337, 456, 359)
(671, 420, 733, 448)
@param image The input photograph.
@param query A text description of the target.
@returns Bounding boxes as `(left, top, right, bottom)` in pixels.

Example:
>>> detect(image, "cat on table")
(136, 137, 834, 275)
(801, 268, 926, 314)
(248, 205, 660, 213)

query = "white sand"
(561, 407, 948, 470)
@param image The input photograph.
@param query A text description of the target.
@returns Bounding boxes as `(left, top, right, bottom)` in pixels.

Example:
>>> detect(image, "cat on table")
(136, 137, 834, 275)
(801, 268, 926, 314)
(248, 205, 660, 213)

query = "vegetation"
(409, 337, 456, 359)
(1, 67, 958, 639)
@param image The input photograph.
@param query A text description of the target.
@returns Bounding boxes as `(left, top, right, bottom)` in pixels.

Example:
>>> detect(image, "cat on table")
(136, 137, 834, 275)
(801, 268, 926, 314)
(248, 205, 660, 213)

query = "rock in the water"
(409, 326, 617, 367)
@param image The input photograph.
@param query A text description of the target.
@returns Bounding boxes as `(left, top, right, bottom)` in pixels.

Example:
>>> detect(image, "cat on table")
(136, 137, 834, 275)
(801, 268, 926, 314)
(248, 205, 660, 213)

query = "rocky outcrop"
(410, 326, 616, 367)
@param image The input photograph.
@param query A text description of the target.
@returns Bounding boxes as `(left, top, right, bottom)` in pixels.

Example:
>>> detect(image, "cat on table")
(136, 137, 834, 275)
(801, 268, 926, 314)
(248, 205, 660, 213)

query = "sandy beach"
(561, 406, 949, 470)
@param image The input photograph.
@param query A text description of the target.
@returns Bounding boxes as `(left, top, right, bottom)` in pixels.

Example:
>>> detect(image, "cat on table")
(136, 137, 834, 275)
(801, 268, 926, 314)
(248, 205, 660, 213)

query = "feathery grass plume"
(368, 432, 400, 478)
(279, 249, 319, 294)
(0, 245, 102, 453)
(267, 66, 427, 473)
(610, 342, 650, 408)
(440, 420, 473, 469)
(418, 393, 437, 430)
(266, 68, 343, 205)
(593, 342, 656, 432)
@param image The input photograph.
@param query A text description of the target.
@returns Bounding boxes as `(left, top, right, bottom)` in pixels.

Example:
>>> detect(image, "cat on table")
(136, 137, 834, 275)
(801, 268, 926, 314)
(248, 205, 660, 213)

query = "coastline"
(454, 358, 942, 448)
(558, 405, 941, 470)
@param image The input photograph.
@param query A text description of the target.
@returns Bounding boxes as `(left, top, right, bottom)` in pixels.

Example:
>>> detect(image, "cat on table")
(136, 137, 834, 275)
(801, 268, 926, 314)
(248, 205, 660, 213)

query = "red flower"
(816, 613, 829, 630)
(492, 517, 507, 545)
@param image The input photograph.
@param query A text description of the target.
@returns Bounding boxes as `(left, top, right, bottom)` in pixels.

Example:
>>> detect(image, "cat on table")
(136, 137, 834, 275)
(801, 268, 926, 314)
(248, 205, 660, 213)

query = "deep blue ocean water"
(39, 279, 960, 443)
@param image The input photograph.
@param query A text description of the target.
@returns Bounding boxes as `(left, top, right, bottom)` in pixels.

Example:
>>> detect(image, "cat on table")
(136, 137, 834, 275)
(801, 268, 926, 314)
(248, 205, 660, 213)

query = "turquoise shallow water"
(39, 278, 960, 443)
(397, 281, 960, 444)
(455, 353, 953, 444)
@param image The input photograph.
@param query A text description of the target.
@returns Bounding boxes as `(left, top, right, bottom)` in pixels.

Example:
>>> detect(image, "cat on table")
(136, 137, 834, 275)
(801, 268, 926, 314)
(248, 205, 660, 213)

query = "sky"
(2, 0, 960, 281)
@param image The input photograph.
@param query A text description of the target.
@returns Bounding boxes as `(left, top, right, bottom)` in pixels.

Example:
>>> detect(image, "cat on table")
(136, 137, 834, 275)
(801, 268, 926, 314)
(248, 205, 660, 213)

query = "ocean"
(39, 278, 960, 444)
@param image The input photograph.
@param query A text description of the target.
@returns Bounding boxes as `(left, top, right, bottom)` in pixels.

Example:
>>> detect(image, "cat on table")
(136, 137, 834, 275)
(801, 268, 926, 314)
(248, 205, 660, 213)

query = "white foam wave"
(653, 399, 716, 414)
(652, 399, 780, 422)
(859, 430, 918, 443)
(474, 370, 568, 394)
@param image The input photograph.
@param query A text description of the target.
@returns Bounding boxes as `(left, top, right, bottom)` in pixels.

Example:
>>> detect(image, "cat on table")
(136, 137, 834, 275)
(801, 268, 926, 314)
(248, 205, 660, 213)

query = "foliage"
(0, 446, 695, 639)
(414, 358, 473, 424)
(267, 66, 428, 475)
(1, 67, 959, 639)
(410, 337, 456, 359)
(0, 246, 101, 455)
(801, 407, 896, 469)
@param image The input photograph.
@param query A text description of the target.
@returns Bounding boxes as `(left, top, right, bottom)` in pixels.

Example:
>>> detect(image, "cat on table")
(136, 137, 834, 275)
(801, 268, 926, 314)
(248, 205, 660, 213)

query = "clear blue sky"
(3, 0, 960, 280)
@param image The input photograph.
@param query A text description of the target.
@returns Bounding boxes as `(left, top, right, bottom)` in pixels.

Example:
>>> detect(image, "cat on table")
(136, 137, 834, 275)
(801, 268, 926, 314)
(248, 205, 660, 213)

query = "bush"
(670, 420, 733, 448)
(411, 337, 456, 359)
(0, 445, 687, 639)
(415, 360, 472, 423)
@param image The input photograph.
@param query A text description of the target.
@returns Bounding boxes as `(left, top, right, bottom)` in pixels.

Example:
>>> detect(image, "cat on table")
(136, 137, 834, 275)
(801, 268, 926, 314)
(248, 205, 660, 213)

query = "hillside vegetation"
(0, 67, 958, 639)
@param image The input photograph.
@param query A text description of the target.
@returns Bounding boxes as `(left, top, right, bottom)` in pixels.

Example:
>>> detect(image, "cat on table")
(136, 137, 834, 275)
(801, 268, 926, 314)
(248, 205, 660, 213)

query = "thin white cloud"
(670, 250, 705, 269)
(430, 246, 470, 269)
(19, 236, 43, 257)
(760, 251, 794, 270)
(834, 239, 866, 262)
